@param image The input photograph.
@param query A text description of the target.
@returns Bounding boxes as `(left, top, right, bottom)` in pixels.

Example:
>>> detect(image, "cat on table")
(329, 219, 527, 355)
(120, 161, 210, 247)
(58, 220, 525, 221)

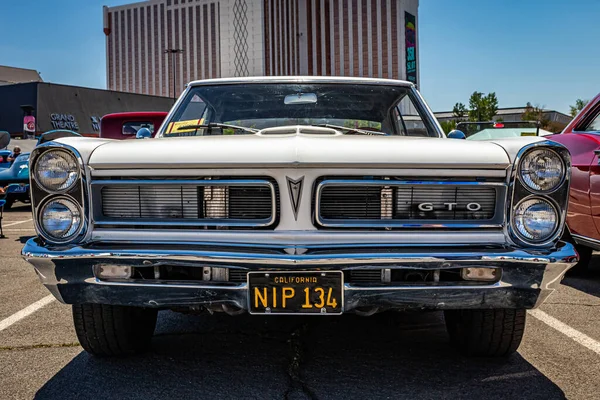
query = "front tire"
(444, 309, 526, 357)
(73, 304, 158, 356)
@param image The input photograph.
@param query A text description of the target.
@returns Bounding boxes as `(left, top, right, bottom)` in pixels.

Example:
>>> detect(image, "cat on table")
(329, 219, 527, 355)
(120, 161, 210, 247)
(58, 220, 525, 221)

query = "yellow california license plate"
(248, 271, 343, 315)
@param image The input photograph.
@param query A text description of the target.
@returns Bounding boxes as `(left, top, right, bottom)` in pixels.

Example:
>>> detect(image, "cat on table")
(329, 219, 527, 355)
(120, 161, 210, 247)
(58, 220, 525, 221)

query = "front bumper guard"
(22, 238, 578, 312)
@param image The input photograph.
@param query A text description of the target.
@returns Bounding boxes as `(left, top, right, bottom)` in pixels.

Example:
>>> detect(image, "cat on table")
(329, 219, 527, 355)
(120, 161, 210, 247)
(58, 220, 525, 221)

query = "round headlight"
(34, 150, 79, 193)
(519, 148, 564, 192)
(513, 198, 558, 242)
(39, 197, 82, 241)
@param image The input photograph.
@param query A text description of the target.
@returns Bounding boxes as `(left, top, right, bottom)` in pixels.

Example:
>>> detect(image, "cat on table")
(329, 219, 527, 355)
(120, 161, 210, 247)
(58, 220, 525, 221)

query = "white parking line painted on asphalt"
(3, 218, 33, 227)
(0, 295, 55, 332)
(529, 309, 600, 355)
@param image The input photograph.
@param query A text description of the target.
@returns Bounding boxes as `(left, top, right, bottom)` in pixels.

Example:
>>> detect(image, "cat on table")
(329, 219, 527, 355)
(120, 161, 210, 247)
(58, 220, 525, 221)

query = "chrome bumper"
(22, 238, 578, 312)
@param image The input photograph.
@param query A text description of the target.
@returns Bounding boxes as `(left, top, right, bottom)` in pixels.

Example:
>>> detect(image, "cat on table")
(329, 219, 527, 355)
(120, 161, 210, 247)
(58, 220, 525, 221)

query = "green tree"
(467, 91, 498, 122)
(522, 102, 551, 130)
(570, 99, 590, 117)
(439, 120, 456, 134)
(452, 103, 467, 119)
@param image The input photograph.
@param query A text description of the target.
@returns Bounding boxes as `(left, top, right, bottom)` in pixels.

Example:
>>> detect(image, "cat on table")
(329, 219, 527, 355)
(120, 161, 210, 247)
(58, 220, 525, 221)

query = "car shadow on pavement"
(16, 235, 34, 244)
(34, 311, 565, 399)
(563, 254, 600, 298)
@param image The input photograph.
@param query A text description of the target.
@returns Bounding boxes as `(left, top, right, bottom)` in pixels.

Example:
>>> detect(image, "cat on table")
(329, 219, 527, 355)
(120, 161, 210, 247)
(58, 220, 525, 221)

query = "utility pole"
(164, 49, 184, 101)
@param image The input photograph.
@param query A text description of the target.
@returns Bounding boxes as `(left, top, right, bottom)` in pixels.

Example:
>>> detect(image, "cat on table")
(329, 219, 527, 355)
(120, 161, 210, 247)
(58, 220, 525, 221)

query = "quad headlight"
(512, 197, 558, 243)
(519, 148, 564, 193)
(34, 149, 79, 193)
(39, 197, 83, 242)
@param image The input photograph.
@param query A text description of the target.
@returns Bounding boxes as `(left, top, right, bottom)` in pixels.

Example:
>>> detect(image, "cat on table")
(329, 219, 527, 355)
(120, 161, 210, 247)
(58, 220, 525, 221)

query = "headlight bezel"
(508, 141, 571, 248)
(36, 195, 85, 244)
(30, 142, 88, 245)
(517, 147, 566, 194)
(511, 196, 560, 244)
(33, 148, 80, 194)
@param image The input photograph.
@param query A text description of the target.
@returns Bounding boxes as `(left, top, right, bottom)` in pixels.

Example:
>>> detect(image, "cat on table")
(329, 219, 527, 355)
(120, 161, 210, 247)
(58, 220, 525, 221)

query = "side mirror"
(136, 127, 152, 139)
(448, 130, 466, 139)
(0, 131, 10, 149)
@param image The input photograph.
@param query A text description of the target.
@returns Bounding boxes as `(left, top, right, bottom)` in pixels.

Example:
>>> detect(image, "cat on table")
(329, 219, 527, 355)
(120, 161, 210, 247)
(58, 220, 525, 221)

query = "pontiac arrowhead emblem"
(286, 176, 304, 220)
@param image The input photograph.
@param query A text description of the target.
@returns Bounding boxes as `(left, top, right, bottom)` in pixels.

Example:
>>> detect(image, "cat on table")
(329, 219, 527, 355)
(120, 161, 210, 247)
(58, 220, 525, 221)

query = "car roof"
(187, 76, 415, 88)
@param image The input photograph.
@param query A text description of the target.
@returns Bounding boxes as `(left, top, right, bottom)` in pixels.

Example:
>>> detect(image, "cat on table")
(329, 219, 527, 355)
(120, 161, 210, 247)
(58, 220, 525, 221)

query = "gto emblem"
(418, 202, 482, 211)
(286, 176, 304, 220)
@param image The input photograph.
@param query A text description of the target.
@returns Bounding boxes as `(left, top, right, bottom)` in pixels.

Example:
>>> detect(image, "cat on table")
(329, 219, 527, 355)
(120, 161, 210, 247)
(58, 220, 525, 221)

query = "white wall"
(219, 0, 265, 77)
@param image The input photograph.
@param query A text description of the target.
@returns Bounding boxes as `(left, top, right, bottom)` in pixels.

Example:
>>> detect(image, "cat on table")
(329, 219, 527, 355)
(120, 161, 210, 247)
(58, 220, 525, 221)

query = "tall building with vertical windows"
(103, 0, 419, 97)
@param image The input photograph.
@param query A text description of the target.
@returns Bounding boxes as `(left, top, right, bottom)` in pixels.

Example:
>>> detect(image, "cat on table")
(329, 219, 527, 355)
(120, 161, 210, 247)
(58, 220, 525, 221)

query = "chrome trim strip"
(91, 179, 277, 228)
(22, 239, 577, 267)
(90, 168, 509, 178)
(571, 233, 600, 251)
(315, 179, 506, 228)
(89, 230, 508, 246)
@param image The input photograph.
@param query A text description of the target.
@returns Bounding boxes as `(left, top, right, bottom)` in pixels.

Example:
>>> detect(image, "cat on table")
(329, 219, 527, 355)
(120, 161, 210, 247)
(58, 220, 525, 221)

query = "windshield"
(457, 121, 541, 140)
(161, 83, 438, 138)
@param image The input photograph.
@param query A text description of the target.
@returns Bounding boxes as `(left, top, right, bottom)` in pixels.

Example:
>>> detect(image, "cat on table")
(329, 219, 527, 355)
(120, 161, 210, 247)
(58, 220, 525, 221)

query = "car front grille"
(93, 178, 277, 229)
(316, 179, 504, 229)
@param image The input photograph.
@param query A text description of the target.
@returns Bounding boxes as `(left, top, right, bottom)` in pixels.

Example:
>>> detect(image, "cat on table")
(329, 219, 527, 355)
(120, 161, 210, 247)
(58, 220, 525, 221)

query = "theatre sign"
(50, 113, 80, 131)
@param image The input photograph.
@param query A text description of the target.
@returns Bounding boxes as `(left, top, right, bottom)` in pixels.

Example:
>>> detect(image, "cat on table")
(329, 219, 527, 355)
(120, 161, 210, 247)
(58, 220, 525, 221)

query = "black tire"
(569, 244, 593, 275)
(72, 304, 158, 356)
(444, 309, 526, 357)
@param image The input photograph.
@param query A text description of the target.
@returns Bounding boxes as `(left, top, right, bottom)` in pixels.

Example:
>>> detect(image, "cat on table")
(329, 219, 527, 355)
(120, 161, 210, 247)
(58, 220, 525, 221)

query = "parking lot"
(0, 205, 598, 399)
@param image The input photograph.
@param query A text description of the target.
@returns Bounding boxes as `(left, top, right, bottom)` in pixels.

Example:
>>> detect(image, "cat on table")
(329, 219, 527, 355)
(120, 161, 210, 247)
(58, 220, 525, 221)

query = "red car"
(100, 112, 168, 140)
(549, 93, 600, 271)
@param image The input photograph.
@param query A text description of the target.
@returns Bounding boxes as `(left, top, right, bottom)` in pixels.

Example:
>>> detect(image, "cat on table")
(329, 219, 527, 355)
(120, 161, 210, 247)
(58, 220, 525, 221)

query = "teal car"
(0, 152, 30, 209)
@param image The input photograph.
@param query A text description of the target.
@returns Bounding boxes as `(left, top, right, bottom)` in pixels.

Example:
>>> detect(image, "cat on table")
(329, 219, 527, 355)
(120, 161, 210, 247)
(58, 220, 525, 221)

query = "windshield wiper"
(310, 124, 388, 136)
(176, 123, 259, 134)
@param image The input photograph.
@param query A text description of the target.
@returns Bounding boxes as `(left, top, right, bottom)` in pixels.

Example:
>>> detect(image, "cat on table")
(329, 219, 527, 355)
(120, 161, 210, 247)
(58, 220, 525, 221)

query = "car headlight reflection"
(34, 150, 79, 193)
(513, 198, 558, 242)
(519, 148, 564, 192)
(40, 197, 82, 241)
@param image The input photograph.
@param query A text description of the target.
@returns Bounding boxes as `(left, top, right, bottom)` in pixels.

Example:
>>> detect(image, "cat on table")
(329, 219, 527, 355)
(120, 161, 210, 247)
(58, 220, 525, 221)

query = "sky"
(0, 0, 598, 114)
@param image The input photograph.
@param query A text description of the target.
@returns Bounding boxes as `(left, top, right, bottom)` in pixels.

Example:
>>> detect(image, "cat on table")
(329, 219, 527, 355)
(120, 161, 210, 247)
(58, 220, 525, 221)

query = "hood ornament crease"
(286, 176, 304, 221)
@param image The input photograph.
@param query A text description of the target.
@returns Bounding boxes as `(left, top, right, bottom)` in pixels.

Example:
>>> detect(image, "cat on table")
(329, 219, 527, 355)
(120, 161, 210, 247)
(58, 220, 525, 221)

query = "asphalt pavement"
(2, 205, 600, 399)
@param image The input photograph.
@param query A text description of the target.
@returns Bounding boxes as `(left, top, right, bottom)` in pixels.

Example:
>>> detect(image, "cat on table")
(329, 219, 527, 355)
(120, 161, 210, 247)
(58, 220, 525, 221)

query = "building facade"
(0, 82, 173, 137)
(434, 107, 573, 133)
(103, 0, 419, 97)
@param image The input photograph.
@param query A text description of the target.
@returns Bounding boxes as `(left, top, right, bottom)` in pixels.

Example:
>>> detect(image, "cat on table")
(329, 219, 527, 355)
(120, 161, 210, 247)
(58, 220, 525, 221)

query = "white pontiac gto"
(22, 77, 577, 357)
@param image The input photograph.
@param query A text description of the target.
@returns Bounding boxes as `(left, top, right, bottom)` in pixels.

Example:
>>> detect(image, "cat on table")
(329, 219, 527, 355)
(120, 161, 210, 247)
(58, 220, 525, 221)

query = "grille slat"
(98, 180, 276, 228)
(318, 180, 500, 227)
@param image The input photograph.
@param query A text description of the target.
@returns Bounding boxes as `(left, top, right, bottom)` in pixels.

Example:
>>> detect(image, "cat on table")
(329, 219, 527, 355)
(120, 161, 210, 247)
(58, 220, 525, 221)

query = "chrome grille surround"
(92, 179, 277, 228)
(315, 179, 506, 229)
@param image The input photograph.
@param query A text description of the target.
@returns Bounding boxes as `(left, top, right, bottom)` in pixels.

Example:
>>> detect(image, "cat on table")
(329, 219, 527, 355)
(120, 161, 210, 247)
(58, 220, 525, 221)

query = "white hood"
(59, 134, 517, 170)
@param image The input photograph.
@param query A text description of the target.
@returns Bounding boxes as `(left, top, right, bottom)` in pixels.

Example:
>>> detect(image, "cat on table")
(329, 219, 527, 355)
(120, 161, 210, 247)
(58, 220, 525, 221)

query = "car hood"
(67, 135, 519, 170)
